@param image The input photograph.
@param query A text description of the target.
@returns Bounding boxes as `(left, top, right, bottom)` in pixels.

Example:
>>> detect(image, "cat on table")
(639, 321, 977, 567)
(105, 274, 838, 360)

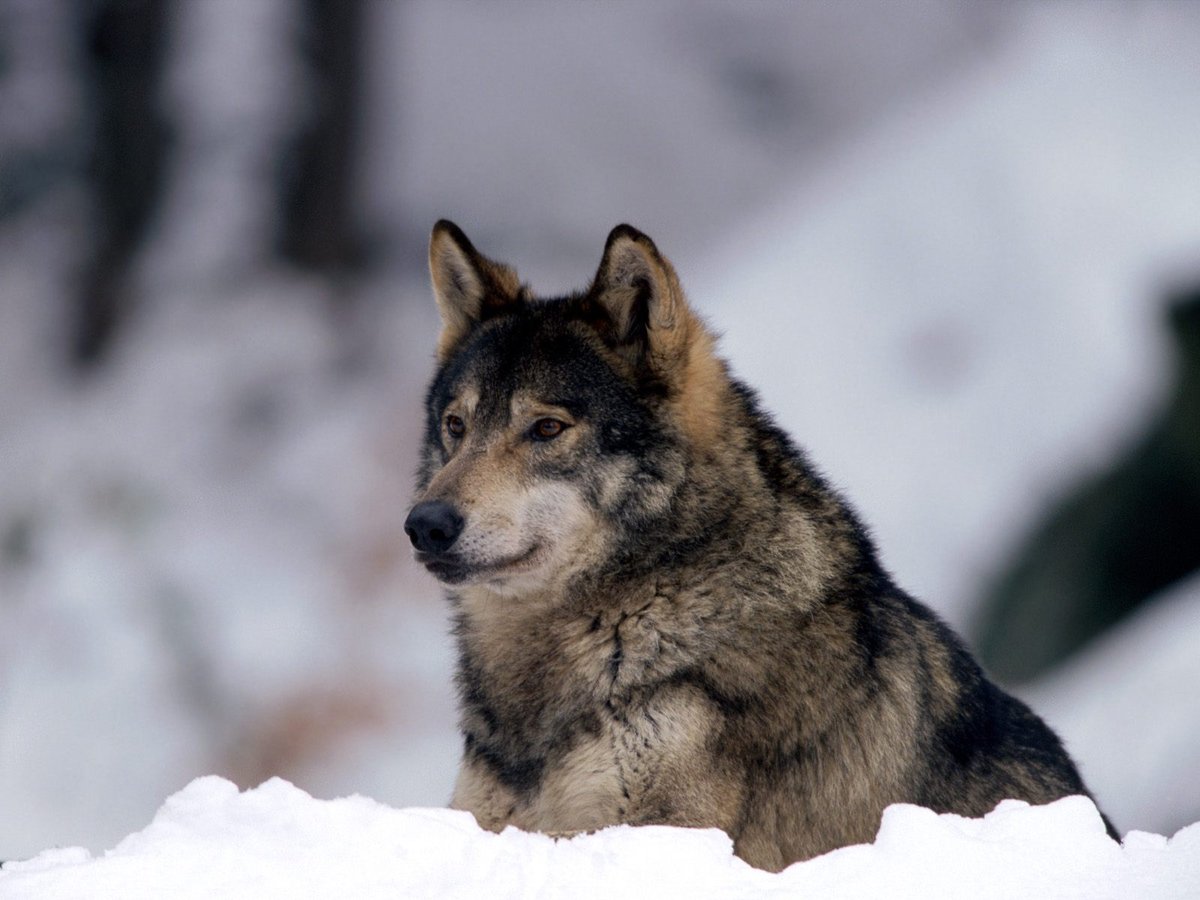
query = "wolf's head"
(405, 221, 730, 595)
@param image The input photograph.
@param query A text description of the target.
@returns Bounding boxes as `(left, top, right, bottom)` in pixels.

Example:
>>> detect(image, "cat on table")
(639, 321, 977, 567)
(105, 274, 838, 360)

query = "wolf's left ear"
(590, 225, 690, 371)
(429, 220, 522, 360)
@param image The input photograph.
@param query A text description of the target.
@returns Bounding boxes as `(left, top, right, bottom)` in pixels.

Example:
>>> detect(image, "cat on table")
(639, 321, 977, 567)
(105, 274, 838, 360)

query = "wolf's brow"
(543, 397, 587, 416)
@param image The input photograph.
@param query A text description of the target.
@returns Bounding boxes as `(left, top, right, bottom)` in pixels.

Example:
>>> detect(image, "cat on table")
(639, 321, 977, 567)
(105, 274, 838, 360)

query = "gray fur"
(406, 221, 1115, 871)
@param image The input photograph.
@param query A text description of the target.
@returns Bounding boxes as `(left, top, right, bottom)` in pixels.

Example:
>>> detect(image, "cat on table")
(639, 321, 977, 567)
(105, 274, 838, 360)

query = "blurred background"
(2, 0, 1199, 861)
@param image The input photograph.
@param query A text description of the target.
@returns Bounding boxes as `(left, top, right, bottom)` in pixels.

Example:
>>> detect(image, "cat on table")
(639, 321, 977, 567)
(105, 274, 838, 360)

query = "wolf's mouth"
(416, 543, 543, 585)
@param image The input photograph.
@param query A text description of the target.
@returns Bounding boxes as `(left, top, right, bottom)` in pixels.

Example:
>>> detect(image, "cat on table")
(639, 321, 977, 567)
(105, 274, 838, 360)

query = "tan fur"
(412, 222, 1112, 872)
(672, 327, 732, 447)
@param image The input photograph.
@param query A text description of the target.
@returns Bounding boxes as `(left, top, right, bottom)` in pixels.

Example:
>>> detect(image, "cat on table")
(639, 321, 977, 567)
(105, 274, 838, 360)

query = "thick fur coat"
(404, 221, 1115, 870)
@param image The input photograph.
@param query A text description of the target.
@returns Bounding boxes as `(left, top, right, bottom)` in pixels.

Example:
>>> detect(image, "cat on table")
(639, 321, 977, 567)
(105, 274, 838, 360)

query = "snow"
(2, 777, 1197, 899)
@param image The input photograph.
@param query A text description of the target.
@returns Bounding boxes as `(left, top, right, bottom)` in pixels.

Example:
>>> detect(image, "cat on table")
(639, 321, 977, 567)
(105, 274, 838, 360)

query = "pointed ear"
(590, 225, 690, 370)
(429, 220, 522, 361)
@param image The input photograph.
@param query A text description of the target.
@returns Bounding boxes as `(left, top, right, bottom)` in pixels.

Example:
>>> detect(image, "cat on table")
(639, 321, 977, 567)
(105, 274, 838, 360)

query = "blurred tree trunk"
(276, 0, 367, 278)
(73, 0, 172, 369)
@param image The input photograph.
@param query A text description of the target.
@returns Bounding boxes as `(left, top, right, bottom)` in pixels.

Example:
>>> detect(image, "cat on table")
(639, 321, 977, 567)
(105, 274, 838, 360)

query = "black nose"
(404, 501, 464, 555)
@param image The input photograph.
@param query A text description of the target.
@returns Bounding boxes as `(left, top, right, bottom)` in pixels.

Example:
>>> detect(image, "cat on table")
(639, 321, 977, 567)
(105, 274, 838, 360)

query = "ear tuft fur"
(590, 224, 686, 364)
(429, 221, 522, 361)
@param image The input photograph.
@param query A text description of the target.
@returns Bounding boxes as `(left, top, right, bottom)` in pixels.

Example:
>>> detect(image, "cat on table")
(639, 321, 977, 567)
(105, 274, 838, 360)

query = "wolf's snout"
(405, 500, 464, 555)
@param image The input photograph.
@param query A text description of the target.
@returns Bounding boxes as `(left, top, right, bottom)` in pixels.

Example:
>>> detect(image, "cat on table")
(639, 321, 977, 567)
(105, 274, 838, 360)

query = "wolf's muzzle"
(404, 500, 464, 555)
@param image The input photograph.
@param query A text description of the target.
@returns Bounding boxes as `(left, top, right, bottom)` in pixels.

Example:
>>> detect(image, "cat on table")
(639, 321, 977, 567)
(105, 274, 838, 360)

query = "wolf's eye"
(531, 418, 567, 441)
(445, 414, 465, 438)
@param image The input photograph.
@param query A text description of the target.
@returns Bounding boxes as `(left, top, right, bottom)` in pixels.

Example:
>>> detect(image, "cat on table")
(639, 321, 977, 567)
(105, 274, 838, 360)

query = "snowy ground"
(2, 778, 1197, 899)
(2, 0, 1200, 870)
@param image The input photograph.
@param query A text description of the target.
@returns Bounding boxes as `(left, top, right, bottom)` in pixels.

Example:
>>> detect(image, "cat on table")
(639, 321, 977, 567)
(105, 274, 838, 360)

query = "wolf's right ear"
(589, 225, 691, 373)
(429, 220, 522, 361)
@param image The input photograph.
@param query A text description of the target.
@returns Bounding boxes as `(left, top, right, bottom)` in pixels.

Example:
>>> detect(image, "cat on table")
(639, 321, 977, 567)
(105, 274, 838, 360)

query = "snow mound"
(3, 778, 1197, 899)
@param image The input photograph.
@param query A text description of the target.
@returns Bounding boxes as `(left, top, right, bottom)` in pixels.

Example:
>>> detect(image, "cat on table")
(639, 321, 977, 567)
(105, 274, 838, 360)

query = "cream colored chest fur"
(451, 677, 738, 835)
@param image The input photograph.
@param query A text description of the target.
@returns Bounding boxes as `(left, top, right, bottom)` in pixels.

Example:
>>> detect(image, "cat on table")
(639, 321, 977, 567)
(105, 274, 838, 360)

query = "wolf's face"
(411, 318, 647, 592)
(406, 221, 720, 594)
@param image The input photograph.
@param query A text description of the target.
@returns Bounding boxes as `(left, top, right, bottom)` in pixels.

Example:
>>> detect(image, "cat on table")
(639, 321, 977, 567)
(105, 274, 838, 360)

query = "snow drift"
(3, 778, 1198, 899)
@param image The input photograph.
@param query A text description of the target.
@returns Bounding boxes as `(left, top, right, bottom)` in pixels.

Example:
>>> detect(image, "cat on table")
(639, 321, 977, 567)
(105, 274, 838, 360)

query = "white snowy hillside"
(694, 4, 1200, 628)
(1024, 572, 1200, 836)
(3, 778, 1198, 900)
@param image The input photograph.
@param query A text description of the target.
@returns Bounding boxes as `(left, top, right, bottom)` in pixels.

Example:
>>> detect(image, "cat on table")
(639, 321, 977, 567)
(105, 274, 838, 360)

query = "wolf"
(404, 220, 1116, 870)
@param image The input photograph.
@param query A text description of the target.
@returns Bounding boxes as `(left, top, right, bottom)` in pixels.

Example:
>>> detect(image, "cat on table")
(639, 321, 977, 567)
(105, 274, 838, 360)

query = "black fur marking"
(579, 711, 602, 737)
(851, 597, 886, 680)
(609, 618, 625, 682)
(462, 731, 544, 794)
(668, 668, 754, 718)
(447, 268, 470, 298)
(456, 656, 501, 737)
(624, 275, 652, 345)
(603, 223, 655, 254)
(433, 218, 476, 254)
(937, 667, 1003, 768)
(476, 743, 545, 795)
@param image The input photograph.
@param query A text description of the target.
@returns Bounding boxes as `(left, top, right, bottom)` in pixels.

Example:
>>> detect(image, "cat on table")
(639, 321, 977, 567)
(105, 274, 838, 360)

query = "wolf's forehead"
(456, 357, 586, 417)
(432, 305, 643, 423)
(470, 318, 605, 382)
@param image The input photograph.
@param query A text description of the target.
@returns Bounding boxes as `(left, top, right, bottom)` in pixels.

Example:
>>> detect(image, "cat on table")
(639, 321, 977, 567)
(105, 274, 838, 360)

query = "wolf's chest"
(513, 680, 718, 832)
(509, 704, 658, 831)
